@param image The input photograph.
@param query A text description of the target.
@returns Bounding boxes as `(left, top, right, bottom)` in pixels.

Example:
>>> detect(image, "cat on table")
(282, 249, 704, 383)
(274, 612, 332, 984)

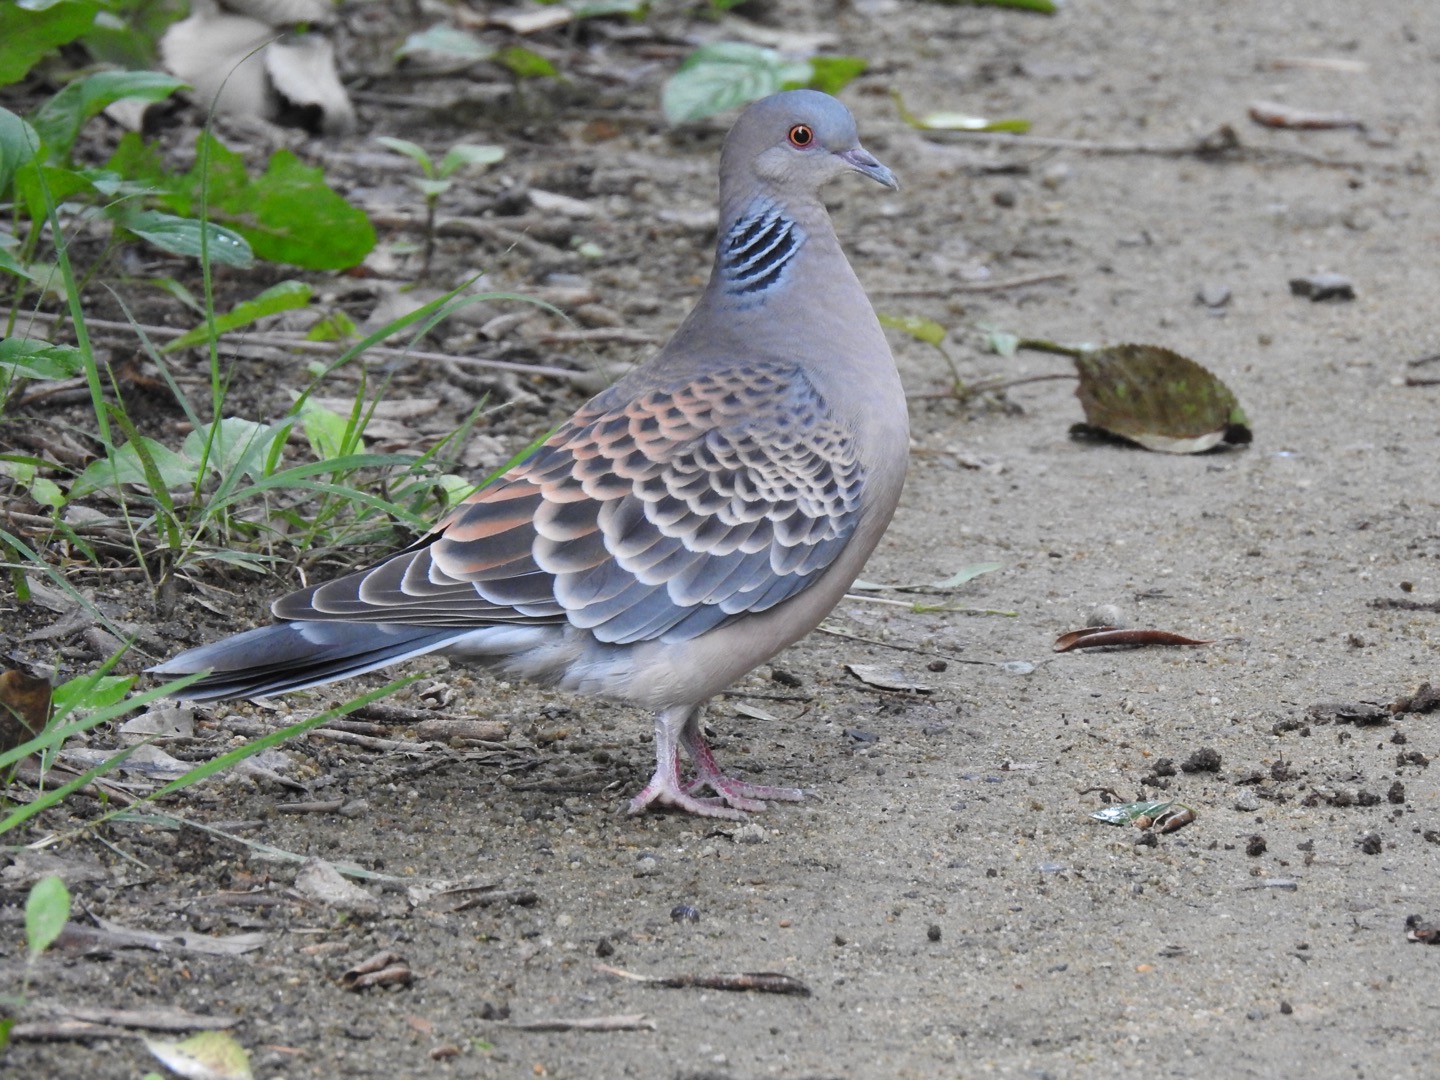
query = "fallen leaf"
(1054, 627, 1215, 652)
(1071, 344, 1251, 453)
(1248, 100, 1364, 130)
(144, 1029, 252, 1080)
(845, 664, 936, 693)
(0, 668, 51, 755)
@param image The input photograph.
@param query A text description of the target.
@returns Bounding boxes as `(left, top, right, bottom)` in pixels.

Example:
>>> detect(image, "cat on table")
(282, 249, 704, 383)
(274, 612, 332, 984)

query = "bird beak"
(837, 146, 898, 191)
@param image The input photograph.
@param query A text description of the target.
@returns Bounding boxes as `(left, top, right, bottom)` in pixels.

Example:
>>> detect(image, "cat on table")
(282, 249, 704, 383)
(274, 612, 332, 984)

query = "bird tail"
(148, 621, 466, 702)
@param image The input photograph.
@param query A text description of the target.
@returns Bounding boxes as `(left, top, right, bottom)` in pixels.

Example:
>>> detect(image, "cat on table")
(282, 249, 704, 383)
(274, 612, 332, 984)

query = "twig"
(874, 271, 1069, 297)
(594, 963, 811, 996)
(488, 1014, 657, 1032)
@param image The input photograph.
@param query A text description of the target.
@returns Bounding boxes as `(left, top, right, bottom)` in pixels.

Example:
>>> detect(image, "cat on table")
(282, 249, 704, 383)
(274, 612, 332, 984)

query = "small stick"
(489, 1014, 657, 1032)
(595, 963, 811, 996)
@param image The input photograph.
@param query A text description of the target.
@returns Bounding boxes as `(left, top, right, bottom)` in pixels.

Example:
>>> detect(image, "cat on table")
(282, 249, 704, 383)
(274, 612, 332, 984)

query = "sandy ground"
(5, 1, 1440, 1077)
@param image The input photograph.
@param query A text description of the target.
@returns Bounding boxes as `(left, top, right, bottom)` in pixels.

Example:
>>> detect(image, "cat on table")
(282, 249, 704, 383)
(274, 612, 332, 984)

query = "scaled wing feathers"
(274, 361, 864, 644)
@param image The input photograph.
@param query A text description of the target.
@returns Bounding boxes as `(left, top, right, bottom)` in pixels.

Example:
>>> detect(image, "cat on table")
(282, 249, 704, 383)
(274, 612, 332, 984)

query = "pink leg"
(627, 706, 746, 819)
(682, 716, 805, 810)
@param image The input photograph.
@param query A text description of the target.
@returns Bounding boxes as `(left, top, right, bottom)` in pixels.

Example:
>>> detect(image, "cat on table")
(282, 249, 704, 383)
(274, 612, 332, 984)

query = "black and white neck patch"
(719, 200, 806, 301)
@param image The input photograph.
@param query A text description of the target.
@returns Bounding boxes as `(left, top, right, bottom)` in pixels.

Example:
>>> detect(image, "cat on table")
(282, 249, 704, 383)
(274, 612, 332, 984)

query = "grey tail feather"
(148, 621, 461, 703)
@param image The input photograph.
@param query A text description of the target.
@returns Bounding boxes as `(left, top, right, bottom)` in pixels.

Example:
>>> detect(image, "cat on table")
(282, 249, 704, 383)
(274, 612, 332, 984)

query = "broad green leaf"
(879, 313, 947, 348)
(115, 209, 254, 268)
(25, 875, 71, 961)
(15, 162, 94, 225)
(172, 138, 375, 270)
(51, 672, 135, 717)
(163, 279, 312, 352)
(0, 337, 85, 380)
(0, 107, 40, 194)
(298, 401, 352, 461)
(0, 0, 99, 87)
(396, 24, 495, 62)
(70, 436, 196, 497)
(498, 46, 558, 79)
(438, 144, 505, 177)
(181, 417, 290, 482)
(30, 69, 185, 162)
(1072, 344, 1252, 454)
(807, 55, 866, 96)
(663, 42, 812, 125)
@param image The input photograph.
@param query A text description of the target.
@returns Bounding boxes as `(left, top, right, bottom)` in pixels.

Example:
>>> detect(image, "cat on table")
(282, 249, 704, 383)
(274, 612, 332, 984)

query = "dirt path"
(6, 2, 1439, 1077)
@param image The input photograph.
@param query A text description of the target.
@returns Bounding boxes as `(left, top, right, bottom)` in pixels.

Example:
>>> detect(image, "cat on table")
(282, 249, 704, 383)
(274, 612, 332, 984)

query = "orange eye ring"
(787, 124, 814, 148)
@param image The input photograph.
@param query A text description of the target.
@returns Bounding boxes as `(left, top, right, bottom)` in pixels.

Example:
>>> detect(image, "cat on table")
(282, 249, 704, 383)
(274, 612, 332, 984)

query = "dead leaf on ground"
(1248, 100, 1364, 130)
(1070, 344, 1251, 453)
(845, 664, 936, 693)
(1053, 627, 1215, 652)
(341, 950, 414, 991)
(145, 1029, 253, 1080)
(293, 857, 380, 915)
(0, 668, 52, 755)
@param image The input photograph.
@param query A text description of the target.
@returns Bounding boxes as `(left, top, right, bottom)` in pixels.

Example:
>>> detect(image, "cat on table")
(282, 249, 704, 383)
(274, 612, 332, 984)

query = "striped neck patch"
(719, 201, 805, 300)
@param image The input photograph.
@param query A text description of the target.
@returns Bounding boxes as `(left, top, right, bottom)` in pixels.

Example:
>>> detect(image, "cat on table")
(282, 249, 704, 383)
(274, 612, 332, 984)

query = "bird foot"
(684, 774, 805, 813)
(627, 776, 747, 820)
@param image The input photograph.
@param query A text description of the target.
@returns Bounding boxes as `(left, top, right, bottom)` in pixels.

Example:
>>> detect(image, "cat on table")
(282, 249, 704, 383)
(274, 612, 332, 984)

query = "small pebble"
(926, 924, 941, 942)
(1279, 1000, 1293, 1015)
(670, 904, 700, 924)
(1234, 789, 1260, 813)
(1288, 272, 1355, 301)
(1246, 834, 1267, 857)
(1197, 283, 1232, 308)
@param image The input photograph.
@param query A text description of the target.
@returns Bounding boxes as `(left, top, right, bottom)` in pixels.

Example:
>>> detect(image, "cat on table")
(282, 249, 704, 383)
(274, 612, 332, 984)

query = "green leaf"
(51, 672, 134, 717)
(663, 42, 812, 125)
(498, 46, 558, 79)
(305, 309, 357, 342)
(163, 279, 311, 352)
(0, 337, 85, 381)
(298, 401, 351, 461)
(0, 107, 40, 195)
(374, 135, 432, 173)
(182, 417, 290, 482)
(1071, 343, 1252, 454)
(30, 69, 185, 162)
(0, 0, 99, 87)
(172, 137, 376, 270)
(115, 209, 254, 268)
(25, 875, 71, 961)
(69, 436, 196, 497)
(14, 162, 94, 225)
(438, 144, 505, 177)
(396, 24, 495, 63)
(806, 55, 866, 96)
(879, 313, 947, 348)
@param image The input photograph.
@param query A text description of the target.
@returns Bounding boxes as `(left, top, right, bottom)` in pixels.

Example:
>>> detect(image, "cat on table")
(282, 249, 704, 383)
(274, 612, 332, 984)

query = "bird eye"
(787, 124, 814, 148)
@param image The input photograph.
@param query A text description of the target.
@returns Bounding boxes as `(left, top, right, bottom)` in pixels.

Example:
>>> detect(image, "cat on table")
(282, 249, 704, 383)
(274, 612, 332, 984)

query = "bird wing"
(273, 360, 866, 645)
